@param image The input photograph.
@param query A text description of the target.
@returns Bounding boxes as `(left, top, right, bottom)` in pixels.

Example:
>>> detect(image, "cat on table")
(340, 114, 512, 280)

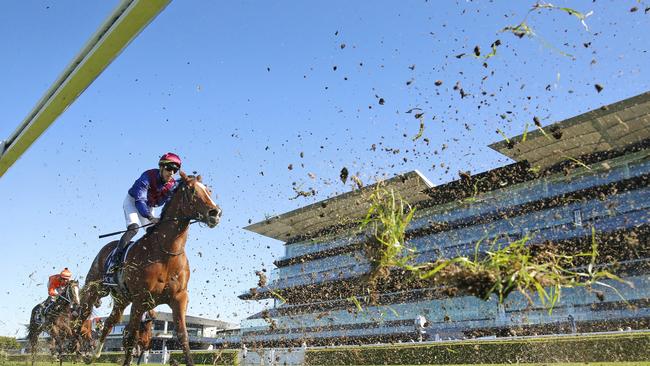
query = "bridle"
(98, 178, 220, 240)
(158, 180, 219, 256)
(54, 281, 80, 310)
(174, 179, 220, 226)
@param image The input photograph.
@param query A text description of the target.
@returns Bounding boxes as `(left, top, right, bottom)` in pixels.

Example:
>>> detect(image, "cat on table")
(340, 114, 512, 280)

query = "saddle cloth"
(103, 241, 135, 286)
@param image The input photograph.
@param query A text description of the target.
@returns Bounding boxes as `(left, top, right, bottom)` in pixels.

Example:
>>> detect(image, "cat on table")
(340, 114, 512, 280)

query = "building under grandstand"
(20, 312, 235, 353)
(94, 312, 235, 352)
(230, 91, 650, 347)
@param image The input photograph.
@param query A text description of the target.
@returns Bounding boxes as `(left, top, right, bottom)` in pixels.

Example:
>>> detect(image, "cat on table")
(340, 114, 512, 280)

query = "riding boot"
(107, 224, 139, 274)
(38, 297, 54, 323)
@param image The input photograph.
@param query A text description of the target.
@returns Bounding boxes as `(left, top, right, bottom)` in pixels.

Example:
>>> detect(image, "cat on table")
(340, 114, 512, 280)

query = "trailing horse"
(76, 172, 221, 366)
(27, 280, 80, 366)
(134, 310, 156, 365)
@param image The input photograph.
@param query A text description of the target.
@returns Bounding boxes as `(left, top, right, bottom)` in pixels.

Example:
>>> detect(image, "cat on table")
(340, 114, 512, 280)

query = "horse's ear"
(197, 175, 202, 182)
(179, 170, 188, 182)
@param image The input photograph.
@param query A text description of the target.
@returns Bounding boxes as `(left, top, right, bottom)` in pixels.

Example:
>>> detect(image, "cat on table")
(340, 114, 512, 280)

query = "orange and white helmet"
(60, 268, 72, 280)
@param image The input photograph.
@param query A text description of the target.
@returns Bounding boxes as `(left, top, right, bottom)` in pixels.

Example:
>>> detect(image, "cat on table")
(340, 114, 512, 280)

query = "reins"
(97, 178, 214, 260)
(98, 217, 199, 239)
(98, 179, 206, 239)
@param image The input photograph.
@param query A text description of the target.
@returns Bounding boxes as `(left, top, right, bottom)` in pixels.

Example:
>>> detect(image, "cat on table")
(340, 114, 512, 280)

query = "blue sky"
(0, 1, 648, 336)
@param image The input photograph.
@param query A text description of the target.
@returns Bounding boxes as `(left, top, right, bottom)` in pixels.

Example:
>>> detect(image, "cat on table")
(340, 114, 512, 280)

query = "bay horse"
(76, 171, 221, 366)
(27, 280, 81, 366)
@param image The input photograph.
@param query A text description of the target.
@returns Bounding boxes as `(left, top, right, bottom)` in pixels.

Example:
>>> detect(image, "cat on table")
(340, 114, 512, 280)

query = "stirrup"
(102, 275, 118, 286)
(103, 268, 119, 286)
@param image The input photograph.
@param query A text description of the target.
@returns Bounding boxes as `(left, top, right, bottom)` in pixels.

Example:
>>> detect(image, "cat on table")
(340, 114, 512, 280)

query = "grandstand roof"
(244, 170, 433, 242)
(490, 91, 650, 169)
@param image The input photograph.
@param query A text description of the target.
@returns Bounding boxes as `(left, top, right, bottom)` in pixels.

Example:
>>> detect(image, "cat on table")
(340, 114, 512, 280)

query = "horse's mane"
(135, 175, 197, 246)
(158, 176, 195, 219)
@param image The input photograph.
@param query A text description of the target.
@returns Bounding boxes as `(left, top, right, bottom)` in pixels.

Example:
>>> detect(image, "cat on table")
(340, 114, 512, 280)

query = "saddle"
(35, 303, 48, 325)
(35, 298, 57, 325)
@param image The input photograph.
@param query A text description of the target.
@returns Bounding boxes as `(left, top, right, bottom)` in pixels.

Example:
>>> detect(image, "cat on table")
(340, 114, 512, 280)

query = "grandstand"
(231, 91, 650, 347)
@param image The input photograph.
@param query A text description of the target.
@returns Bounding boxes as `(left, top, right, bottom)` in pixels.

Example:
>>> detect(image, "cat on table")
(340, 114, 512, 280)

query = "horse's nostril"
(208, 209, 219, 217)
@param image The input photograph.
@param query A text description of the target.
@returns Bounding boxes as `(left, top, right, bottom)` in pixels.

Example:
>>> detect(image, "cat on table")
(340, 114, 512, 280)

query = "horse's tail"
(27, 305, 41, 354)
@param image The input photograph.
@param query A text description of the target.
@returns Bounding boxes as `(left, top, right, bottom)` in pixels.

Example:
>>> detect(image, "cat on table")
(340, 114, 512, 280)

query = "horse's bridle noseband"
(177, 181, 220, 226)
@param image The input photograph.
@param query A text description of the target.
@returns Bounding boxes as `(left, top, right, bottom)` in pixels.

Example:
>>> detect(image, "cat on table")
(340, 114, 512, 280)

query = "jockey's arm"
(47, 275, 59, 297)
(129, 172, 154, 218)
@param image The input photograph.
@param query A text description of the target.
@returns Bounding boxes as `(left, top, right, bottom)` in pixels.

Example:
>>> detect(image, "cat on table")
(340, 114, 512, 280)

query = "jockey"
(106, 153, 181, 276)
(40, 268, 72, 317)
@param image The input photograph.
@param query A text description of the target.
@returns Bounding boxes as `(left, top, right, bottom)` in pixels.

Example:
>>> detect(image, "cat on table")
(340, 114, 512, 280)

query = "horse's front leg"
(170, 291, 193, 366)
(58, 340, 64, 366)
(122, 307, 146, 366)
(94, 300, 128, 359)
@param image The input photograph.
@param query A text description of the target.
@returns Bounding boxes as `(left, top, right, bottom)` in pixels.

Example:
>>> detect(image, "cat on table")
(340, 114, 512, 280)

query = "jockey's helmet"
(159, 152, 182, 169)
(60, 268, 72, 280)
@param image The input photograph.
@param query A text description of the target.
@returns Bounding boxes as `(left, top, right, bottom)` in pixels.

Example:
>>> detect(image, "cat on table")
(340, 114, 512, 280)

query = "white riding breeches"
(123, 194, 153, 227)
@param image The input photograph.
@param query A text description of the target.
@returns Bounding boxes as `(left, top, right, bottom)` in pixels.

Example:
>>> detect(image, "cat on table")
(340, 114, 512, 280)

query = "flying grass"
(268, 288, 287, 305)
(360, 186, 416, 270)
(347, 296, 364, 312)
(501, 2, 592, 58)
(536, 124, 554, 141)
(532, 2, 593, 31)
(522, 123, 530, 142)
(561, 155, 592, 170)
(496, 129, 511, 144)
(360, 187, 630, 312)
(412, 118, 425, 141)
(502, 21, 535, 39)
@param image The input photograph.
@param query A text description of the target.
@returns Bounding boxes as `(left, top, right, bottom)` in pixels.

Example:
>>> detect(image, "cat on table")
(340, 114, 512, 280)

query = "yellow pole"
(0, 0, 171, 177)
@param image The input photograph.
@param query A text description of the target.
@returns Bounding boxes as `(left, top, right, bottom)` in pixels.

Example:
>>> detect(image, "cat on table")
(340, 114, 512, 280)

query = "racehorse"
(27, 280, 81, 366)
(76, 172, 221, 366)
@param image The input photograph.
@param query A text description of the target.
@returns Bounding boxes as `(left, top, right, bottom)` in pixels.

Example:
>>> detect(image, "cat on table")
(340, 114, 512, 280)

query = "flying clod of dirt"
(255, 270, 267, 288)
(261, 310, 277, 331)
(458, 170, 472, 181)
(340, 167, 349, 184)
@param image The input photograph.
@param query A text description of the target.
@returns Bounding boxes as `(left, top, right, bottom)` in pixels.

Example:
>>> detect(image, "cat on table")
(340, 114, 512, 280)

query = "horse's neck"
(56, 293, 68, 306)
(52, 300, 69, 314)
(154, 195, 190, 254)
(150, 219, 190, 254)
